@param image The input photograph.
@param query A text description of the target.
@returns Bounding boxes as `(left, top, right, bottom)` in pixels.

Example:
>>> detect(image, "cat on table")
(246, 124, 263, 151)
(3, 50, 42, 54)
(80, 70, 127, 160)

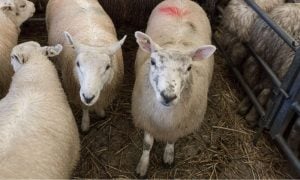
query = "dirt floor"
(19, 17, 293, 179)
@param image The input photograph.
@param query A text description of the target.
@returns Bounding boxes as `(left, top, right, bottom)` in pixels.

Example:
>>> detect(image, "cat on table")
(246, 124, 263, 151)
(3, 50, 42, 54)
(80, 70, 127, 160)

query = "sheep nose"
(160, 91, 177, 105)
(83, 94, 95, 104)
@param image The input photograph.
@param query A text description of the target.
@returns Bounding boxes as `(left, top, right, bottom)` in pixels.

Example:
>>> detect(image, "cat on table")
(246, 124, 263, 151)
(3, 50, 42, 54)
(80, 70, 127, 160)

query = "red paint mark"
(159, 6, 189, 17)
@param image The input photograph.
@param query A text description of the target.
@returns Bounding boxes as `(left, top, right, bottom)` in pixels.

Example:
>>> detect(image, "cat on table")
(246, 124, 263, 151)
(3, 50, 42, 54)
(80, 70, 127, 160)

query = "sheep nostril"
(83, 94, 95, 104)
(160, 91, 177, 104)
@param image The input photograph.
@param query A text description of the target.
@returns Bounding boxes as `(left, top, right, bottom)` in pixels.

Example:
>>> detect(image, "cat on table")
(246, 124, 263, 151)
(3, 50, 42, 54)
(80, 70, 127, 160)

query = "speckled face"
(135, 31, 216, 107)
(149, 49, 192, 107)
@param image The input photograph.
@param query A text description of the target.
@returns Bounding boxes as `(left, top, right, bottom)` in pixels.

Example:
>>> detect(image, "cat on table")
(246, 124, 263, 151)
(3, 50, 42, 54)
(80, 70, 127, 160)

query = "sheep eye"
(11, 55, 19, 62)
(4, 6, 13, 11)
(20, 4, 26, 8)
(106, 65, 111, 70)
(76, 61, 80, 67)
(187, 65, 192, 71)
(150, 58, 156, 66)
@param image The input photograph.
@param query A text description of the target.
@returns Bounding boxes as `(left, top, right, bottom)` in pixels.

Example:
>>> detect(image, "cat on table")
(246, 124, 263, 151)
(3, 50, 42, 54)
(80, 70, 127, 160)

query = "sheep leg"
(95, 107, 106, 118)
(238, 84, 263, 115)
(163, 142, 175, 167)
(238, 97, 251, 115)
(136, 131, 154, 178)
(81, 108, 90, 132)
(230, 41, 248, 66)
(245, 88, 271, 127)
(243, 57, 262, 88)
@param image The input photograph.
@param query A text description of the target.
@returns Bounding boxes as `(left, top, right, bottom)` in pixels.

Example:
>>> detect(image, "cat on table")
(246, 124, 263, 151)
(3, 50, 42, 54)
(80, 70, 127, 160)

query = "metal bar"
(28, 18, 45, 22)
(292, 102, 300, 116)
(216, 0, 300, 171)
(244, 43, 289, 98)
(270, 100, 294, 137)
(232, 68, 266, 116)
(244, 0, 299, 51)
(213, 37, 266, 117)
(269, 65, 300, 136)
(280, 48, 300, 94)
(275, 135, 300, 175)
(264, 93, 287, 131)
(217, 5, 224, 15)
(266, 49, 300, 129)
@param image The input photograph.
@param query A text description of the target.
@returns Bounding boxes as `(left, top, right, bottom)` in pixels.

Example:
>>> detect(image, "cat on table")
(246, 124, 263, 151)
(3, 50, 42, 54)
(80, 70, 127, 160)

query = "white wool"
(0, 42, 80, 178)
(133, 0, 214, 142)
(46, 0, 124, 131)
(0, 0, 35, 99)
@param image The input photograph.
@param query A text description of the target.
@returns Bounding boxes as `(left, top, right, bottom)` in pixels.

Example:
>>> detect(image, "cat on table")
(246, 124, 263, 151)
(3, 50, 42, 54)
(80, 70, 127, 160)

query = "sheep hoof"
(238, 98, 251, 115)
(163, 144, 174, 168)
(162, 153, 175, 168)
(238, 104, 251, 115)
(134, 171, 148, 179)
(135, 161, 148, 178)
(245, 113, 258, 128)
(162, 160, 175, 169)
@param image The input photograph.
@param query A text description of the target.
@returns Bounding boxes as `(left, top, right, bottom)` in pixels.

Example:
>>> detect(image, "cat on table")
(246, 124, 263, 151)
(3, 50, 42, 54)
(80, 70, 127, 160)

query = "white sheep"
(0, 41, 80, 178)
(0, 0, 35, 98)
(216, 0, 284, 66)
(132, 0, 216, 177)
(46, 0, 126, 132)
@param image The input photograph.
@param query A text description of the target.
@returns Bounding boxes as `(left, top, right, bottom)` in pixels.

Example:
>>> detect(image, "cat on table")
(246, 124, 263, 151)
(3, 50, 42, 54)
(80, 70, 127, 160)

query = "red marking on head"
(159, 6, 189, 17)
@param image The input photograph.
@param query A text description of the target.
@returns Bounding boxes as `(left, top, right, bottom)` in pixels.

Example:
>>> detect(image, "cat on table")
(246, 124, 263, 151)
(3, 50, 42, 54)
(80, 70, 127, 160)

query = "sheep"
(46, 0, 126, 132)
(239, 3, 300, 126)
(222, 0, 285, 42)
(0, 41, 80, 178)
(132, 0, 216, 177)
(0, 0, 35, 99)
(216, 0, 284, 66)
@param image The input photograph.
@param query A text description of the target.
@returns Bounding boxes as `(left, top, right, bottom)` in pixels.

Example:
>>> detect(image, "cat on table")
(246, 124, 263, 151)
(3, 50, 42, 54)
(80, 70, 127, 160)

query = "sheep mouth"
(82, 101, 95, 107)
(160, 101, 173, 107)
(80, 93, 99, 107)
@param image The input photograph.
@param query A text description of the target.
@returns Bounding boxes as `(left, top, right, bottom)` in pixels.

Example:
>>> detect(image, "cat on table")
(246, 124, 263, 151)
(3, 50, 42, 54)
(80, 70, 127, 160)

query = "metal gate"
(214, 0, 300, 175)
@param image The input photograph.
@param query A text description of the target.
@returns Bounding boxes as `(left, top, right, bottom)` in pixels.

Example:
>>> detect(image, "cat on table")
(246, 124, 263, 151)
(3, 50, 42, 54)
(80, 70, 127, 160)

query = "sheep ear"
(135, 31, 160, 53)
(11, 54, 24, 64)
(41, 44, 63, 57)
(64, 31, 77, 48)
(64, 31, 87, 53)
(108, 35, 127, 55)
(11, 54, 24, 72)
(189, 45, 216, 61)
